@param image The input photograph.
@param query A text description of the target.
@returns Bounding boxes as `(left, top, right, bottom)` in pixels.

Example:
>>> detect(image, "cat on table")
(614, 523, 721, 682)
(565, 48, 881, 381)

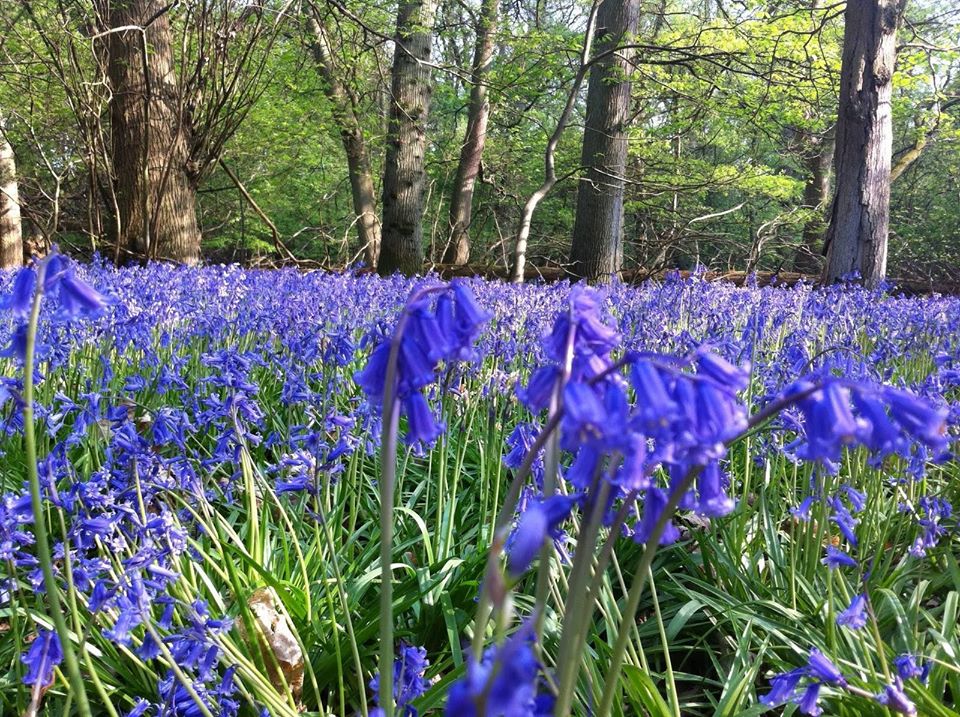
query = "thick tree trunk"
(378, 0, 438, 276)
(107, 0, 201, 264)
(0, 125, 23, 268)
(823, 0, 904, 288)
(793, 131, 834, 274)
(568, 0, 641, 282)
(443, 0, 497, 266)
(308, 13, 382, 268)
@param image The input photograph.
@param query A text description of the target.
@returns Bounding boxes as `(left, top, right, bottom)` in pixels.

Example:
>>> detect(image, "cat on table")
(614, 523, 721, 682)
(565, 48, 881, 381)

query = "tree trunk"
(106, 0, 201, 264)
(443, 0, 497, 266)
(307, 11, 382, 268)
(378, 0, 438, 276)
(822, 0, 904, 287)
(793, 131, 834, 274)
(568, 0, 641, 282)
(0, 124, 23, 268)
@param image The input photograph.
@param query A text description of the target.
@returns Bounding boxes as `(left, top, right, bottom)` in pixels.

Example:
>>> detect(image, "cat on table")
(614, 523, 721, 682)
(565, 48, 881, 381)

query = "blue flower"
(403, 391, 444, 446)
(506, 495, 577, 577)
(634, 487, 681, 546)
(4, 266, 36, 320)
(797, 682, 823, 716)
(893, 654, 928, 683)
(806, 648, 845, 686)
(370, 643, 431, 717)
(21, 629, 63, 687)
(836, 593, 868, 630)
(759, 667, 804, 707)
(57, 271, 111, 319)
(882, 388, 948, 451)
(507, 503, 548, 578)
(875, 679, 917, 715)
(822, 545, 857, 570)
(444, 624, 541, 716)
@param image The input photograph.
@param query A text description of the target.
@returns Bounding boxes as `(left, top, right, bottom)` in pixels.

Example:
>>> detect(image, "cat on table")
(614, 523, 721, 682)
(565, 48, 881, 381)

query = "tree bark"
(793, 130, 834, 274)
(0, 124, 23, 268)
(106, 0, 202, 264)
(568, 0, 641, 282)
(378, 0, 438, 276)
(307, 11, 382, 268)
(822, 0, 905, 287)
(443, 0, 497, 266)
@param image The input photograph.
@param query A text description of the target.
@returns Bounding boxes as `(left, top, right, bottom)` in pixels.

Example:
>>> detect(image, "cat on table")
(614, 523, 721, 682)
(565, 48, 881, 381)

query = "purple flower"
(893, 654, 928, 683)
(882, 388, 948, 451)
(445, 624, 541, 716)
(403, 391, 443, 446)
(876, 680, 917, 715)
(822, 545, 857, 570)
(760, 667, 804, 706)
(370, 643, 431, 717)
(634, 487, 681, 546)
(797, 682, 823, 716)
(507, 503, 549, 577)
(836, 593, 868, 630)
(806, 648, 845, 686)
(57, 271, 111, 319)
(507, 494, 577, 576)
(4, 266, 36, 320)
(21, 629, 63, 688)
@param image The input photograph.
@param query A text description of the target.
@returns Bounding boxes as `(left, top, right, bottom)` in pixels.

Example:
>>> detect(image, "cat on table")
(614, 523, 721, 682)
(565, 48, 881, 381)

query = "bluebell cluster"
(0, 259, 956, 715)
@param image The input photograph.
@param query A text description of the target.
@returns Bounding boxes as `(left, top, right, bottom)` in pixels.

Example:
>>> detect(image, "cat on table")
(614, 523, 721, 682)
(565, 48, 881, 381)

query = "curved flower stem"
(376, 284, 448, 717)
(22, 283, 93, 716)
(595, 464, 701, 717)
(552, 478, 612, 716)
(378, 364, 402, 717)
(594, 382, 825, 716)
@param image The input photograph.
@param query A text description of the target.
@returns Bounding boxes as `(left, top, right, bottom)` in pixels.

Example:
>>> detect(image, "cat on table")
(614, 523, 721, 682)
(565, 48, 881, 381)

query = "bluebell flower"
(57, 271, 111, 319)
(882, 388, 948, 451)
(404, 391, 444, 446)
(634, 487, 681, 546)
(893, 654, 928, 683)
(694, 461, 735, 517)
(4, 266, 37, 320)
(370, 643, 431, 717)
(445, 624, 541, 716)
(759, 667, 804, 707)
(518, 366, 560, 412)
(875, 679, 917, 715)
(797, 682, 823, 716)
(507, 494, 577, 577)
(21, 629, 63, 687)
(822, 545, 857, 570)
(507, 503, 548, 578)
(836, 593, 868, 630)
(806, 648, 845, 686)
(696, 351, 750, 392)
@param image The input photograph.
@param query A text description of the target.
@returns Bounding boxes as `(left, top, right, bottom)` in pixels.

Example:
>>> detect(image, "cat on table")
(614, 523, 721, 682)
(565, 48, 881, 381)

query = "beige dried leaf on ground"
(245, 587, 305, 704)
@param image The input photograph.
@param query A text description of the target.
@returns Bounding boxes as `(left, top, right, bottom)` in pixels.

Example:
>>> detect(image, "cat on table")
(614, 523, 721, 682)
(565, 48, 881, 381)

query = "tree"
(510, 1, 601, 283)
(794, 129, 834, 274)
(378, 0, 438, 276)
(568, 0, 641, 282)
(104, 0, 202, 264)
(0, 119, 23, 267)
(823, 0, 906, 287)
(307, 5, 381, 268)
(443, 0, 497, 266)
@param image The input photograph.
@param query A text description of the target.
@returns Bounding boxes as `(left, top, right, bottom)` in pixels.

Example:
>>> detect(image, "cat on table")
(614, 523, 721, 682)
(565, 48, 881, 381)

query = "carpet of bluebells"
(0, 257, 958, 717)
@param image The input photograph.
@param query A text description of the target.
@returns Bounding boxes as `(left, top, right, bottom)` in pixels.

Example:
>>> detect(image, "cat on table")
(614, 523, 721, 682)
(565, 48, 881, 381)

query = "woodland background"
(0, 0, 958, 284)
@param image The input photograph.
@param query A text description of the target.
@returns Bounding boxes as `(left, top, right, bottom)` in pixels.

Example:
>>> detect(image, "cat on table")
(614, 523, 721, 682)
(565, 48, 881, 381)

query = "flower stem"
(22, 285, 93, 716)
